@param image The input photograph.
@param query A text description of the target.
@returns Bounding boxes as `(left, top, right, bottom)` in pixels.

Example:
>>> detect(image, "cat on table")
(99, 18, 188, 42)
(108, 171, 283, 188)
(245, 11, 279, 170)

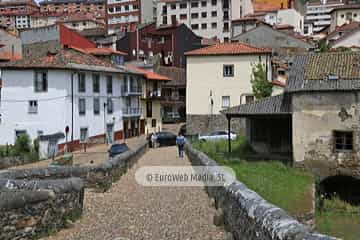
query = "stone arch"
(319, 175, 360, 205)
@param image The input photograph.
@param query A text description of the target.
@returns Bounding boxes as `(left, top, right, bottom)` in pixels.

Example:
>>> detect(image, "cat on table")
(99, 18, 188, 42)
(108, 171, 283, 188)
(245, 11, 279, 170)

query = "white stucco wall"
(0, 69, 126, 145)
(331, 30, 360, 48)
(186, 54, 271, 115)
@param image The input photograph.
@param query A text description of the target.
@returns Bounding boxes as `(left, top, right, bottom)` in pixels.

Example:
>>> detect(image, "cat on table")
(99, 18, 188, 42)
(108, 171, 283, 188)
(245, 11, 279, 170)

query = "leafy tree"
(251, 63, 272, 99)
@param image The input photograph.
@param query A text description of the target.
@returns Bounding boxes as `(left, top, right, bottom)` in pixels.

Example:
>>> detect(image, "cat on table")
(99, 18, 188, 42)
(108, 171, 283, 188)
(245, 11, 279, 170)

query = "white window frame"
(28, 100, 38, 114)
(222, 96, 230, 108)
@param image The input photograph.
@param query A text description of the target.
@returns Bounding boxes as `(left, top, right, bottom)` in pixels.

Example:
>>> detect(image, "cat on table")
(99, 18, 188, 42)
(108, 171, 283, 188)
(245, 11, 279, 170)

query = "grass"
(193, 137, 314, 216)
(316, 198, 360, 240)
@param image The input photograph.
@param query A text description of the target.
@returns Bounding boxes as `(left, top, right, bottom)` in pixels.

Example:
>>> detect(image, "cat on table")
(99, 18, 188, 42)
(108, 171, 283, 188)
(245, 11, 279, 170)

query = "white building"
(156, 0, 253, 42)
(0, 48, 142, 154)
(106, 0, 156, 34)
(305, 0, 344, 34)
(185, 42, 271, 135)
(265, 8, 304, 33)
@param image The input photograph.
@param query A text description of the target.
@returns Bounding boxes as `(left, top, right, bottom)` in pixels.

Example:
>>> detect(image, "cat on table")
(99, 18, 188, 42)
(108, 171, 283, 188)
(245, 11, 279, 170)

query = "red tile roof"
(184, 42, 271, 56)
(83, 47, 127, 56)
(126, 64, 171, 81)
(252, 2, 279, 13)
(0, 48, 123, 72)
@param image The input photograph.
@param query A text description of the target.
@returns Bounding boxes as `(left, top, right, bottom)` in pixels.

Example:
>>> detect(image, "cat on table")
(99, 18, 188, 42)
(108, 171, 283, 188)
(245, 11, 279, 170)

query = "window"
(201, 12, 207, 18)
(180, 3, 187, 8)
(34, 71, 48, 92)
(223, 22, 229, 32)
(171, 4, 176, 9)
(223, 65, 234, 77)
(93, 98, 100, 115)
(146, 101, 152, 117)
(107, 75, 113, 94)
(152, 119, 156, 127)
(191, 13, 198, 19)
(28, 100, 38, 114)
(334, 131, 353, 152)
(191, 1, 198, 8)
(162, 16, 167, 25)
(107, 98, 113, 114)
(211, 22, 217, 28)
(92, 74, 100, 93)
(211, 11, 217, 17)
(80, 127, 88, 142)
(201, 23, 207, 29)
(191, 24, 199, 30)
(212, 0, 217, 6)
(224, 37, 229, 42)
(201, 1, 207, 7)
(245, 95, 254, 104)
(222, 96, 230, 108)
(78, 73, 86, 92)
(79, 98, 86, 115)
(180, 14, 187, 20)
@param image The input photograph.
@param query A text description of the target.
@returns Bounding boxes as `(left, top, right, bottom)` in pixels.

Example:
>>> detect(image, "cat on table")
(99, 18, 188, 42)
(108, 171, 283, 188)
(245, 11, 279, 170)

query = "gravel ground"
(42, 146, 226, 240)
(9, 136, 145, 170)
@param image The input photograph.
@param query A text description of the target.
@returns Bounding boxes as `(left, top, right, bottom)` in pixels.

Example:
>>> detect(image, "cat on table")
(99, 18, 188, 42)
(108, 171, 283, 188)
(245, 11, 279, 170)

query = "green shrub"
(14, 134, 31, 154)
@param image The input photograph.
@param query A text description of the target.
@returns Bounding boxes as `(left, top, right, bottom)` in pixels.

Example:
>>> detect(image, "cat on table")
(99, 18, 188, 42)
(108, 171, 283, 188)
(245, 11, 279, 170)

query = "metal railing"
(121, 86, 142, 95)
(122, 107, 142, 116)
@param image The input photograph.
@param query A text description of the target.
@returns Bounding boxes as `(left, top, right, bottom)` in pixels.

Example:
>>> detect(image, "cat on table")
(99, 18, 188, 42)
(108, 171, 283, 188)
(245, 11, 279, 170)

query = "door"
(140, 119, 145, 135)
(106, 123, 114, 144)
(48, 139, 58, 159)
(124, 120, 128, 139)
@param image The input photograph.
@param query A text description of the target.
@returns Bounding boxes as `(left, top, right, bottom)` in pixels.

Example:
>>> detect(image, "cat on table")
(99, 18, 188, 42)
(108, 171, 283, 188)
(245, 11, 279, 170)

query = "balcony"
(121, 86, 142, 96)
(144, 90, 163, 100)
(161, 95, 185, 102)
(122, 107, 142, 117)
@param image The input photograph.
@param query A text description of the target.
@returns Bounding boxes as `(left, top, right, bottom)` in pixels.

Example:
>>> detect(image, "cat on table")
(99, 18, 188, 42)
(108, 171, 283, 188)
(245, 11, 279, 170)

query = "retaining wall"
(0, 140, 148, 240)
(185, 144, 339, 240)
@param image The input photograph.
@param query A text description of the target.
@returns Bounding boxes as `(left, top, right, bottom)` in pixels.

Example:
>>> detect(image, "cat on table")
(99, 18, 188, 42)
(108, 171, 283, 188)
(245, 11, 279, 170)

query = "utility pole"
(104, 102, 107, 144)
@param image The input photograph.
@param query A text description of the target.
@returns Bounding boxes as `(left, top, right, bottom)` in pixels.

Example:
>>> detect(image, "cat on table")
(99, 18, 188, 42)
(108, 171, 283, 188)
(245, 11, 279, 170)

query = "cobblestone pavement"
(42, 146, 226, 240)
(10, 136, 146, 170)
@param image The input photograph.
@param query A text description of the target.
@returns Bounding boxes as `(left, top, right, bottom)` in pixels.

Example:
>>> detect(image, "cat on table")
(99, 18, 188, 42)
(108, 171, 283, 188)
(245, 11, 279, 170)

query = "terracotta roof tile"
(126, 64, 171, 81)
(184, 42, 271, 56)
(0, 48, 124, 73)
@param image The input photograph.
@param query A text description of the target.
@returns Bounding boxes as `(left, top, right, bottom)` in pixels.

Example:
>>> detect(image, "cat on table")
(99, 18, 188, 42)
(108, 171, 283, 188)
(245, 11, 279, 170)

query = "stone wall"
(292, 92, 360, 180)
(186, 114, 246, 136)
(0, 156, 38, 170)
(0, 178, 84, 240)
(0, 140, 148, 239)
(0, 140, 148, 191)
(185, 144, 338, 240)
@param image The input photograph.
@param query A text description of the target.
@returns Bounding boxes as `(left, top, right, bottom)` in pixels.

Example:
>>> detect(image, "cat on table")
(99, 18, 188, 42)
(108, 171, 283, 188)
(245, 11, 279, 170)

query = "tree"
(251, 63, 272, 99)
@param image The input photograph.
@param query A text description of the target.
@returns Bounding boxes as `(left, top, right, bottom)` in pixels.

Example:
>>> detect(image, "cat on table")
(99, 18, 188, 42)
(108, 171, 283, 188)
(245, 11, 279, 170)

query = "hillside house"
(0, 48, 141, 156)
(222, 52, 360, 180)
(185, 42, 272, 135)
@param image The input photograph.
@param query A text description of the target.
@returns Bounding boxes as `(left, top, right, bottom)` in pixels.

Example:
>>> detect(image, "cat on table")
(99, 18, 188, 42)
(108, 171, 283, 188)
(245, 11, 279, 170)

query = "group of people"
(149, 132, 186, 158)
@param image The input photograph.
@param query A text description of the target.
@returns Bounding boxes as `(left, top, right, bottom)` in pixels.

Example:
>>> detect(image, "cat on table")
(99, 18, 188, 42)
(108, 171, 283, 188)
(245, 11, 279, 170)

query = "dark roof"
(221, 94, 291, 116)
(286, 52, 360, 92)
(156, 66, 186, 86)
(0, 48, 125, 73)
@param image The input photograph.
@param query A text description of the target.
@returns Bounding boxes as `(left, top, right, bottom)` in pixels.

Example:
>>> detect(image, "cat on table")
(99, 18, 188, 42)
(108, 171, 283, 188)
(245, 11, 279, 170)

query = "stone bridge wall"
(185, 144, 338, 240)
(0, 140, 148, 240)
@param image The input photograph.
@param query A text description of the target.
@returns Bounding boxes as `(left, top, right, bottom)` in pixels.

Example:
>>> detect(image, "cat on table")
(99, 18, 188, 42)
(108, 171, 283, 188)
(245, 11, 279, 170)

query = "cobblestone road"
(42, 146, 226, 240)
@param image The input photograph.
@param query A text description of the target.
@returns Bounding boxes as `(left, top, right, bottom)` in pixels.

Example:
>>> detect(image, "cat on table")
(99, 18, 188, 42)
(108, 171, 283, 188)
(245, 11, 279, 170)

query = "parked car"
(108, 143, 129, 158)
(199, 130, 237, 142)
(156, 131, 177, 146)
(162, 112, 181, 123)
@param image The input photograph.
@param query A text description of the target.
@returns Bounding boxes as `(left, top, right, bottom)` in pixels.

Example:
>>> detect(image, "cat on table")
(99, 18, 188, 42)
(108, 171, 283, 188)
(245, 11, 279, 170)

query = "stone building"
(222, 52, 360, 180)
(185, 42, 272, 136)
(38, 0, 105, 15)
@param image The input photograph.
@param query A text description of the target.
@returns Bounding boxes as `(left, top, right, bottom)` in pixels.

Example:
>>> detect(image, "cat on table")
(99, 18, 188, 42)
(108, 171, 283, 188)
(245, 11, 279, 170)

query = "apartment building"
(106, 0, 156, 34)
(0, 48, 143, 152)
(39, 0, 105, 14)
(156, 0, 253, 42)
(329, 3, 360, 31)
(305, 0, 344, 34)
(0, 0, 39, 29)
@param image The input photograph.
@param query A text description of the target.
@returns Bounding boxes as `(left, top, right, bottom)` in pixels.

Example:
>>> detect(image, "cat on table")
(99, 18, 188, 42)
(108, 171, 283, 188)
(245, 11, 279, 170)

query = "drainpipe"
(136, 27, 139, 61)
(71, 72, 74, 145)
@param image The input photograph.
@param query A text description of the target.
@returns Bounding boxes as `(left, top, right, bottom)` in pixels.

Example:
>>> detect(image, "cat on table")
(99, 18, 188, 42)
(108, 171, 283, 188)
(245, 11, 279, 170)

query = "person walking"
(176, 132, 186, 158)
(151, 132, 158, 148)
